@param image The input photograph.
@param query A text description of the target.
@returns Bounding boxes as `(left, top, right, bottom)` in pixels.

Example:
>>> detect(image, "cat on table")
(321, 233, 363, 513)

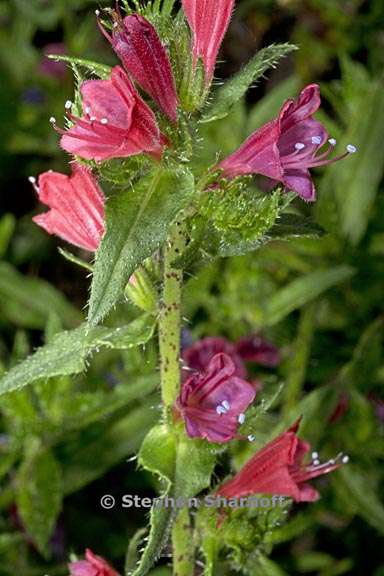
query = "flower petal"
(283, 169, 316, 201)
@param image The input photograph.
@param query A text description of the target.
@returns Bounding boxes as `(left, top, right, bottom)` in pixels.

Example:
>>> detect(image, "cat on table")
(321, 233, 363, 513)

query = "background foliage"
(0, 0, 383, 574)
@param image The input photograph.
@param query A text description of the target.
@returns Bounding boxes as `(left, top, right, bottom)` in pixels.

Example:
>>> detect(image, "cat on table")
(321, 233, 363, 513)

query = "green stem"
(159, 221, 186, 411)
(172, 507, 195, 576)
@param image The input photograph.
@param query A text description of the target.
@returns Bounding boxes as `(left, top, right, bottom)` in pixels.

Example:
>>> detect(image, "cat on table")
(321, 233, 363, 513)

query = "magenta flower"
(69, 548, 119, 576)
(217, 419, 349, 502)
(183, 336, 247, 379)
(182, 0, 235, 83)
(176, 353, 256, 443)
(31, 162, 104, 252)
(219, 84, 357, 201)
(235, 334, 281, 367)
(98, 11, 178, 123)
(58, 66, 166, 162)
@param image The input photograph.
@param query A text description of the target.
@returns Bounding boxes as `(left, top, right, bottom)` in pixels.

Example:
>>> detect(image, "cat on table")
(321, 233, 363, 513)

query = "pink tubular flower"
(183, 336, 247, 379)
(58, 66, 166, 162)
(182, 0, 235, 83)
(31, 162, 104, 252)
(219, 84, 357, 201)
(217, 419, 349, 502)
(176, 353, 256, 443)
(235, 334, 281, 368)
(98, 12, 178, 123)
(69, 548, 119, 576)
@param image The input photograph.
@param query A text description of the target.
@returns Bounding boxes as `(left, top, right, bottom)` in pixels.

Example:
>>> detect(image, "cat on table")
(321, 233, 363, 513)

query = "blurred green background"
(0, 0, 384, 574)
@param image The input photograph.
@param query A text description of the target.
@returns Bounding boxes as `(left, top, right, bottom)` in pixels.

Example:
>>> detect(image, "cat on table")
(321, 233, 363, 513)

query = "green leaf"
(0, 214, 15, 258)
(201, 44, 297, 123)
(0, 314, 155, 395)
(264, 265, 355, 326)
(0, 262, 82, 329)
(58, 247, 93, 272)
(62, 405, 157, 494)
(88, 167, 195, 325)
(48, 54, 112, 79)
(139, 425, 177, 485)
(132, 426, 177, 576)
(268, 214, 325, 239)
(174, 436, 219, 500)
(16, 449, 62, 557)
(318, 74, 384, 244)
(336, 465, 384, 535)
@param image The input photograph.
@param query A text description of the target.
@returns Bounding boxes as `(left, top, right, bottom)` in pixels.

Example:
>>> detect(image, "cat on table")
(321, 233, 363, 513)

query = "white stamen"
(222, 400, 230, 411)
(347, 144, 357, 154)
(49, 116, 56, 124)
(295, 142, 305, 150)
(113, 22, 118, 28)
(100, 118, 108, 125)
(313, 459, 320, 466)
(311, 451, 319, 460)
(90, 116, 97, 122)
(328, 138, 337, 146)
(85, 107, 91, 115)
(216, 406, 226, 415)
(248, 435, 255, 442)
(95, 9, 100, 16)
(238, 413, 245, 425)
(28, 176, 36, 184)
(311, 136, 322, 145)
(65, 100, 72, 110)
(342, 455, 349, 464)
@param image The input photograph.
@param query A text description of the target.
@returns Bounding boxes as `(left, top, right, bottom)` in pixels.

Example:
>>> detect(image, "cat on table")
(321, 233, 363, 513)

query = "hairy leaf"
(201, 44, 297, 123)
(16, 449, 62, 557)
(48, 54, 112, 79)
(88, 167, 195, 325)
(0, 262, 81, 329)
(264, 265, 355, 326)
(0, 315, 155, 395)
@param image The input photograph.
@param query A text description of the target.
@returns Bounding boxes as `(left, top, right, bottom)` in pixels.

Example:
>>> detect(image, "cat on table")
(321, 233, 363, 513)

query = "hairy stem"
(159, 221, 185, 411)
(172, 507, 195, 576)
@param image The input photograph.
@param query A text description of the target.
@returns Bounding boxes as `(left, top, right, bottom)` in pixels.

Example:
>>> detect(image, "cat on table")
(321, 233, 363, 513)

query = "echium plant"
(12, 0, 358, 574)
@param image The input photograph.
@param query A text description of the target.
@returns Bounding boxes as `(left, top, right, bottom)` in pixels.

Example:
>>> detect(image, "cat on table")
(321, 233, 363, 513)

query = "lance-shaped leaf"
(48, 54, 112, 79)
(0, 262, 82, 329)
(201, 43, 297, 123)
(0, 314, 155, 396)
(16, 449, 62, 557)
(88, 167, 195, 325)
(263, 265, 355, 327)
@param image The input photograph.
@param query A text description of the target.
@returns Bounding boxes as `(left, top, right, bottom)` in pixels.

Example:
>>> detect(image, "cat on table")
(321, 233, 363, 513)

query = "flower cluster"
(31, 0, 357, 246)
(28, 0, 351, 520)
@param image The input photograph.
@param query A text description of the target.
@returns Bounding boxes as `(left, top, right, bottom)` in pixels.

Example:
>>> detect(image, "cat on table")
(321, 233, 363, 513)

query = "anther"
(295, 142, 305, 150)
(238, 413, 245, 424)
(311, 136, 322, 145)
(222, 400, 230, 411)
(85, 107, 91, 115)
(216, 406, 226, 415)
(313, 459, 320, 466)
(90, 116, 97, 122)
(311, 451, 319, 460)
(347, 145, 357, 154)
(248, 435, 255, 442)
(342, 455, 349, 464)
(95, 9, 100, 16)
(49, 116, 56, 124)
(100, 118, 108, 125)
(28, 176, 36, 184)
(328, 138, 337, 146)
(65, 100, 72, 110)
